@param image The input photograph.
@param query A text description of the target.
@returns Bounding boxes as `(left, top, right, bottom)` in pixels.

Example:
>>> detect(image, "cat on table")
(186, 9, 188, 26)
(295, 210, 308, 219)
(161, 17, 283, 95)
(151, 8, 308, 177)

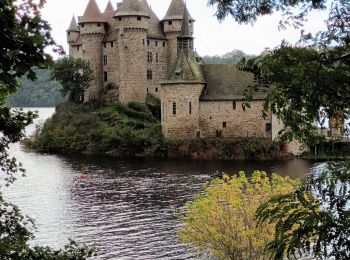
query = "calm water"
(3, 108, 319, 259)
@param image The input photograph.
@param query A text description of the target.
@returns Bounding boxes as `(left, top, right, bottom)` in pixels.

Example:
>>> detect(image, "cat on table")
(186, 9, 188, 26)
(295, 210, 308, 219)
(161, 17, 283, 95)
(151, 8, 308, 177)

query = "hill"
(202, 50, 256, 64)
(7, 69, 65, 107)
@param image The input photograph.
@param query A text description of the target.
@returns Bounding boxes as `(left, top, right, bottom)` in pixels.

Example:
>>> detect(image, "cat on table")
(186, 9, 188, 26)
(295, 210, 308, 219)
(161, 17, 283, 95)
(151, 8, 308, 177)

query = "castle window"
(143, 39, 145, 45)
(137, 16, 141, 21)
(155, 41, 158, 46)
(104, 71, 108, 82)
(155, 87, 158, 92)
(147, 40, 150, 46)
(97, 23, 100, 27)
(173, 102, 176, 115)
(147, 52, 152, 62)
(68, 32, 70, 36)
(163, 42, 165, 47)
(147, 88, 149, 93)
(266, 123, 272, 132)
(81, 23, 84, 27)
(118, 17, 122, 21)
(223, 122, 227, 128)
(168, 21, 172, 25)
(189, 102, 192, 114)
(147, 70, 153, 80)
(156, 53, 159, 62)
(103, 55, 107, 66)
(111, 41, 114, 47)
(77, 46, 80, 51)
(196, 130, 201, 138)
(232, 100, 236, 110)
(104, 43, 107, 48)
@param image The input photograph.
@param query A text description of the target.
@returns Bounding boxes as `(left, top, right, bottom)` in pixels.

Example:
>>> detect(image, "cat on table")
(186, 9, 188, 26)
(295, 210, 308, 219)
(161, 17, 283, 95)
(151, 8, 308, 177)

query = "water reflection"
(3, 108, 318, 259)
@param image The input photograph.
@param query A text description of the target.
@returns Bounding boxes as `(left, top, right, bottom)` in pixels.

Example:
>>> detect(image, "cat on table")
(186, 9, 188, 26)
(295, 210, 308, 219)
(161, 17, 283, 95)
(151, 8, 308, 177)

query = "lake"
(3, 107, 320, 259)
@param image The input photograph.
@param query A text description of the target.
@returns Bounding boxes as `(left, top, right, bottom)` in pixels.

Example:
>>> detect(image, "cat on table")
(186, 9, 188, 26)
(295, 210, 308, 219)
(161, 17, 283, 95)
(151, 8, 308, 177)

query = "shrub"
(178, 171, 300, 260)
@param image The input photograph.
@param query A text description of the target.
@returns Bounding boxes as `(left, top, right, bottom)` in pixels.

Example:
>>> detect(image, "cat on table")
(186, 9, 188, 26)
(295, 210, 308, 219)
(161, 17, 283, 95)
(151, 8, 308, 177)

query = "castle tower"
(160, 10, 205, 139)
(78, 0, 107, 101)
(114, 0, 150, 103)
(66, 15, 80, 56)
(161, 0, 194, 68)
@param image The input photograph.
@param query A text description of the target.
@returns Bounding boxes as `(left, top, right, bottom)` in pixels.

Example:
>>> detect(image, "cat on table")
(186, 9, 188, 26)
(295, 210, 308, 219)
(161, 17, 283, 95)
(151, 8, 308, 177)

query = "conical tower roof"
(104, 1, 115, 27)
(162, 0, 194, 22)
(142, 0, 165, 39)
(164, 51, 205, 84)
(114, 0, 149, 18)
(79, 0, 106, 23)
(67, 15, 79, 32)
(178, 5, 191, 38)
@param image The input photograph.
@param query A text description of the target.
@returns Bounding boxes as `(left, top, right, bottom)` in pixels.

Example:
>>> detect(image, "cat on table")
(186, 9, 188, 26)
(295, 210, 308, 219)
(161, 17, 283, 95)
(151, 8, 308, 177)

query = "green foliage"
(256, 161, 350, 259)
(26, 101, 164, 157)
(51, 57, 93, 103)
(203, 49, 256, 64)
(179, 171, 300, 260)
(7, 69, 65, 107)
(239, 45, 350, 144)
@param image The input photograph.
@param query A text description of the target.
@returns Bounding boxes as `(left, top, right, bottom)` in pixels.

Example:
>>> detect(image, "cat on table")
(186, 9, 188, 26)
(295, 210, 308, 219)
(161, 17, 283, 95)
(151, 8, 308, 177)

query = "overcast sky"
(41, 0, 329, 58)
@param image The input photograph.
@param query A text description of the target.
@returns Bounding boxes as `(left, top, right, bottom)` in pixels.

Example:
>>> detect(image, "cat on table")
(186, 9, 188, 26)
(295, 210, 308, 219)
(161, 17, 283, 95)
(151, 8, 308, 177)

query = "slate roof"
(162, 0, 194, 21)
(163, 51, 206, 84)
(142, 0, 165, 39)
(114, 0, 150, 18)
(79, 0, 106, 23)
(67, 15, 79, 32)
(200, 64, 267, 101)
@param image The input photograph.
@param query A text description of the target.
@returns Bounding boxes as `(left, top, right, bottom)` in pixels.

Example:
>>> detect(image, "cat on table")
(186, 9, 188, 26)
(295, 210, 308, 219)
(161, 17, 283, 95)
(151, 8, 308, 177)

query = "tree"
(256, 161, 350, 259)
(51, 57, 93, 103)
(0, 0, 94, 258)
(178, 171, 300, 260)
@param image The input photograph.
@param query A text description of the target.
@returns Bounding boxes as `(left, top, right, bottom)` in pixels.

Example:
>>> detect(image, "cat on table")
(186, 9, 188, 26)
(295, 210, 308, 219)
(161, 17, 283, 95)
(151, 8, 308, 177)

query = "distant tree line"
(6, 69, 65, 107)
(202, 49, 256, 64)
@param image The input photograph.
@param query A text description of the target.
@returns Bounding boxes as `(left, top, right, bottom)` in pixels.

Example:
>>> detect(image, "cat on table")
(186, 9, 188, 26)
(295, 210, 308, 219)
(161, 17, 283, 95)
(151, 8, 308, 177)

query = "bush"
(178, 171, 300, 259)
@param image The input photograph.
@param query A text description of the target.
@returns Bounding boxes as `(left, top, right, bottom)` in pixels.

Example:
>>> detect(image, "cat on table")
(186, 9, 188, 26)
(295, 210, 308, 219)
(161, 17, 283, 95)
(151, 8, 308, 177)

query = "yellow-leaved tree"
(178, 171, 300, 260)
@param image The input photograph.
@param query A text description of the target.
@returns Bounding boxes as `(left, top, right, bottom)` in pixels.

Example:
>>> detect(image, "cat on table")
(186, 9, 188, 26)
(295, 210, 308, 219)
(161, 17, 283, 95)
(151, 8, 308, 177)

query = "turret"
(177, 6, 193, 57)
(78, 0, 107, 101)
(161, 0, 194, 68)
(67, 15, 80, 56)
(113, 0, 150, 103)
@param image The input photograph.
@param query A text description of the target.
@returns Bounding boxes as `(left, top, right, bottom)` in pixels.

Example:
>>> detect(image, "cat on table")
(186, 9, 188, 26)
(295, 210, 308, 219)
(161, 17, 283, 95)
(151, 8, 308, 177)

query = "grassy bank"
(24, 100, 290, 160)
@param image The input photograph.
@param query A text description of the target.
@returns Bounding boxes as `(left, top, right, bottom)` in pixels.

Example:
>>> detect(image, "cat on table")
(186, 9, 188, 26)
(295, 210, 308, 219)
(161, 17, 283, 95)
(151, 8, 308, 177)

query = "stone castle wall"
(161, 83, 204, 139)
(199, 100, 272, 138)
(102, 39, 119, 102)
(146, 38, 168, 97)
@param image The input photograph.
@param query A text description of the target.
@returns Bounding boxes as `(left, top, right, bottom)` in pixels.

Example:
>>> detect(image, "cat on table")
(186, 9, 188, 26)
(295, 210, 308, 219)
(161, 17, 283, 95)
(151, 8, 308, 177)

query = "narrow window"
(68, 32, 70, 36)
(103, 55, 108, 65)
(147, 70, 153, 80)
(118, 17, 122, 21)
(163, 42, 165, 47)
(137, 16, 141, 20)
(168, 21, 172, 25)
(173, 102, 176, 115)
(143, 39, 145, 45)
(81, 23, 84, 27)
(189, 102, 192, 114)
(104, 43, 107, 48)
(155, 41, 158, 46)
(196, 130, 201, 138)
(111, 41, 114, 47)
(97, 23, 101, 27)
(147, 40, 150, 46)
(104, 71, 108, 82)
(77, 46, 80, 51)
(266, 123, 272, 132)
(232, 100, 236, 110)
(156, 53, 159, 63)
(147, 88, 149, 93)
(147, 52, 152, 62)
(223, 122, 227, 128)
(155, 87, 158, 92)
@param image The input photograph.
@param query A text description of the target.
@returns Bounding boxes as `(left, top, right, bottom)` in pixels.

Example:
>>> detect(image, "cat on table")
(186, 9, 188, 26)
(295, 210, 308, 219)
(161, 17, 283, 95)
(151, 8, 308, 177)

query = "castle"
(67, 0, 302, 152)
